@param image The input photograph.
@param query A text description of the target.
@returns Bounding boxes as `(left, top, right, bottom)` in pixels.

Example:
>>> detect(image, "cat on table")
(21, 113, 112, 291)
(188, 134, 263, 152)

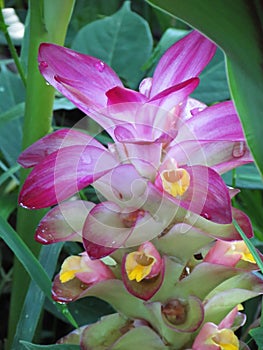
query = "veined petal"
(156, 165, 232, 224)
(106, 86, 147, 104)
(150, 31, 216, 96)
(35, 200, 94, 244)
(148, 77, 199, 112)
(82, 202, 135, 259)
(93, 163, 149, 208)
(109, 142, 161, 180)
(231, 207, 253, 239)
(18, 128, 105, 168)
(165, 140, 252, 175)
(176, 101, 245, 143)
(38, 43, 122, 110)
(82, 200, 164, 258)
(19, 145, 118, 209)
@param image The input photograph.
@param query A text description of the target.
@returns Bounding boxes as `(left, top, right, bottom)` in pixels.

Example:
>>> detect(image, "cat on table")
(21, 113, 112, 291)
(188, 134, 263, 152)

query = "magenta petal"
(18, 128, 105, 168)
(93, 163, 148, 207)
(82, 239, 117, 260)
(35, 200, 94, 244)
(163, 165, 232, 224)
(148, 78, 199, 112)
(38, 43, 122, 111)
(82, 202, 133, 259)
(109, 142, 161, 180)
(19, 145, 118, 209)
(151, 30, 216, 96)
(176, 101, 245, 143)
(165, 139, 252, 175)
(232, 207, 253, 239)
(106, 86, 147, 104)
(122, 255, 165, 301)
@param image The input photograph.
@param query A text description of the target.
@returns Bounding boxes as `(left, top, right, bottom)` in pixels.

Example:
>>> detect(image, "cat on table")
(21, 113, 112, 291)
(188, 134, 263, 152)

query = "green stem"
(0, 8, 27, 86)
(6, 1, 75, 349)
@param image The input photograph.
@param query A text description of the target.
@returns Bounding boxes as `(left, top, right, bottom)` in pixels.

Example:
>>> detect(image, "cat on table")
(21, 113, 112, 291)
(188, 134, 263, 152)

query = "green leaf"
(0, 215, 78, 328)
(0, 193, 17, 220)
(222, 164, 263, 190)
(144, 28, 188, 73)
(72, 1, 153, 88)
(0, 102, 25, 126)
(12, 244, 64, 350)
(249, 327, 263, 348)
(192, 49, 229, 104)
(65, 0, 120, 46)
(21, 342, 80, 350)
(147, 0, 263, 177)
(0, 162, 20, 187)
(0, 117, 23, 166)
(0, 64, 25, 112)
(0, 64, 25, 165)
(45, 297, 114, 326)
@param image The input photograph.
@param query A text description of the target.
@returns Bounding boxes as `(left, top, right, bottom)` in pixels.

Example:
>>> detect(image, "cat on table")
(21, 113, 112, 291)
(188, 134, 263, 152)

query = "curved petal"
(114, 123, 175, 144)
(82, 202, 134, 259)
(122, 255, 165, 301)
(18, 128, 105, 168)
(232, 207, 253, 239)
(82, 201, 164, 258)
(109, 142, 161, 180)
(35, 200, 94, 244)
(165, 139, 252, 174)
(148, 77, 199, 112)
(38, 43, 122, 111)
(156, 165, 232, 224)
(176, 101, 245, 143)
(93, 163, 149, 208)
(151, 30, 216, 96)
(19, 145, 119, 209)
(106, 86, 147, 104)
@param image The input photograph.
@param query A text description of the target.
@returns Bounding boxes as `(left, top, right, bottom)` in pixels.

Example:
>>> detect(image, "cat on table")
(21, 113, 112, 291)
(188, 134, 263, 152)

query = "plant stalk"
(6, 1, 75, 348)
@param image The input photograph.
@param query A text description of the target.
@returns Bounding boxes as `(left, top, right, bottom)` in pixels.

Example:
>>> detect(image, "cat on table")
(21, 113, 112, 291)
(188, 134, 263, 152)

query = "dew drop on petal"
(232, 141, 246, 158)
(19, 201, 33, 209)
(95, 61, 105, 72)
(39, 61, 48, 69)
(202, 212, 211, 220)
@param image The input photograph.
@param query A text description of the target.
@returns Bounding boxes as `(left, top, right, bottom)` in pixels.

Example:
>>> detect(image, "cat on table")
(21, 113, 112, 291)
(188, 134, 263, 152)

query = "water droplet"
(19, 201, 32, 209)
(45, 81, 50, 86)
(25, 314, 29, 318)
(39, 61, 48, 69)
(0, 86, 4, 92)
(202, 212, 211, 220)
(95, 61, 105, 72)
(232, 142, 246, 158)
